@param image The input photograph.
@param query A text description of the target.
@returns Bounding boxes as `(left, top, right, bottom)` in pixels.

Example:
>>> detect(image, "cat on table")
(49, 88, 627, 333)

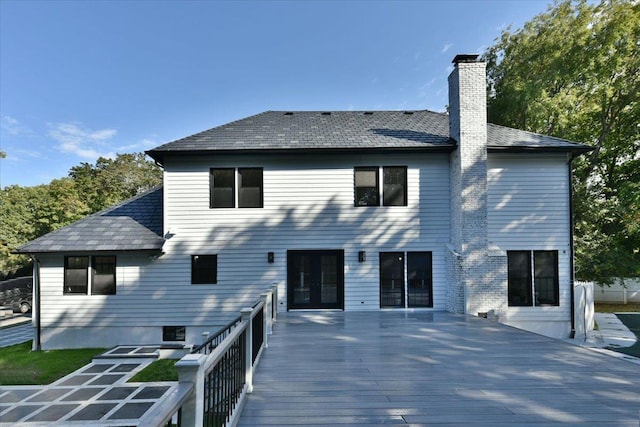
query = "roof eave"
(13, 245, 165, 255)
(488, 145, 594, 156)
(147, 144, 456, 164)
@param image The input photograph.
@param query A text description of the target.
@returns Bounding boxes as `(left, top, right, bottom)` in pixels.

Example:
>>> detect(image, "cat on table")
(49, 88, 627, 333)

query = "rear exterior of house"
(18, 55, 591, 349)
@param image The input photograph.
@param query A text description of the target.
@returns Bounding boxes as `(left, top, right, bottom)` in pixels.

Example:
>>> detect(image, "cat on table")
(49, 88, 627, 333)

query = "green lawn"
(0, 341, 105, 385)
(129, 359, 178, 382)
(595, 302, 640, 313)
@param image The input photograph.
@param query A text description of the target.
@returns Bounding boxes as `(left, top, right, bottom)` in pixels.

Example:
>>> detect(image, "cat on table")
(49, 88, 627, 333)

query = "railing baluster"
(177, 298, 270, 427)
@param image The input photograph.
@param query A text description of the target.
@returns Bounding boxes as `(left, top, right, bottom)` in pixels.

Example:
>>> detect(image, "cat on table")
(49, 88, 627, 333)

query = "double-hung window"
(354, 166, 407, 207)
(64, 256, 116, 295)
(507, 250, 559, 306)
(210, 168, 263, 208)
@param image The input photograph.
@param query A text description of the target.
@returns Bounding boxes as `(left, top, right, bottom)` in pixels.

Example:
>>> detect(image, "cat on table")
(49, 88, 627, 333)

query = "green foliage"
(0, 341, 105, 385)
(484, 0, 640, 283)
(128, 359, 178, 382)
(0, 153, 162, 277)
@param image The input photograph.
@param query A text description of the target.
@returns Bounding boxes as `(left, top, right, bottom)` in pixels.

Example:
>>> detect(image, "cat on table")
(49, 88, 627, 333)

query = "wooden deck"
(238, 311, 640, 426)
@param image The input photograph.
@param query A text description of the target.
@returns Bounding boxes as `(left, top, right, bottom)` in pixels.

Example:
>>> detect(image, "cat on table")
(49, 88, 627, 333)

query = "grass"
(0, 341, 105, 385)
(595, 302, 640, 313)
(129, 359, 178, 382)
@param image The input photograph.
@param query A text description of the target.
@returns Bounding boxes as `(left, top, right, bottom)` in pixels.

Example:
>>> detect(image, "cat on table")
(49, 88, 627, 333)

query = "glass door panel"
(407, 252, 433, 307)
(380, 252, 405, 308)
(288, 251, 344, 309)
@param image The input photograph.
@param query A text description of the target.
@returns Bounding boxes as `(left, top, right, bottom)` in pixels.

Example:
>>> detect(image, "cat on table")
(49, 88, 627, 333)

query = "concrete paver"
(0, 346, 190, 426)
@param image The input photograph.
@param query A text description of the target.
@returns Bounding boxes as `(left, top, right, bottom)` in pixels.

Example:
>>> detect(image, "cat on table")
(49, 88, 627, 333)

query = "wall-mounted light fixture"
(268, 252, 275, 263)
(358, 251, 366, 262)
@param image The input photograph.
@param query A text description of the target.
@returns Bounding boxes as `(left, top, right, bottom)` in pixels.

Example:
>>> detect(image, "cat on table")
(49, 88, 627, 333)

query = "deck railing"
(175, 284, 277, 427)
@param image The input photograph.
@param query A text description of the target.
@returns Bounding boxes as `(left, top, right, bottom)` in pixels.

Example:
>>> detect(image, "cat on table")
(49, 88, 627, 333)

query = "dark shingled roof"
(16, 187, 164, 254)
(146, 110, 591, 164)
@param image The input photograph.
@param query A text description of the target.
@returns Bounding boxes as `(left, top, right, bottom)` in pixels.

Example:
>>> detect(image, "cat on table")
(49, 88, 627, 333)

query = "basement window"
(163, 326, 185, 342)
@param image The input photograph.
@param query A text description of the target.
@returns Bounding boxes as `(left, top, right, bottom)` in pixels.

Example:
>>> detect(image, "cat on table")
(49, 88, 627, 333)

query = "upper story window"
(238, 168, 263, 208)
(210, 168, 263, 208)
(210, 168, 235, 208)
(64, 255, 116, 295)
(354, 166, 407, 207)
(354, 167, 379, 206)
(508, 250, 559, 307)
(383, 167, 407, 206)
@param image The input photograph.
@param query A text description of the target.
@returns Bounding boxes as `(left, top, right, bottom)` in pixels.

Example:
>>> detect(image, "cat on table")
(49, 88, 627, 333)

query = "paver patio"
(238, 311, 640, 426)
(0, 346, 190, 425)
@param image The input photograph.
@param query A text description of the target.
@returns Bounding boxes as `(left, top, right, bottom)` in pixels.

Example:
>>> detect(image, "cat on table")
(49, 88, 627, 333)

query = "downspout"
(31, 255, 41, 351)
(568, 155, 576, 339)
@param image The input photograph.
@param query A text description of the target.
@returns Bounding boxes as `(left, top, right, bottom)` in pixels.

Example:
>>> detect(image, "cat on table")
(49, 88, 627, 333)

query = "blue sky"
(0, 0, 552, 188)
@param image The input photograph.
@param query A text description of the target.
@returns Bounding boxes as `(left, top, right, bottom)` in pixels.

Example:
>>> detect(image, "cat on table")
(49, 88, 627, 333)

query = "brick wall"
(447, 56, 507, 317)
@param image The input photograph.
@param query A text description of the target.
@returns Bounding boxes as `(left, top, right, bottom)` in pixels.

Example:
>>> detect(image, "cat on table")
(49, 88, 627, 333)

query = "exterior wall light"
(358, 251, 366, 262)
(268, 252, 275, 263)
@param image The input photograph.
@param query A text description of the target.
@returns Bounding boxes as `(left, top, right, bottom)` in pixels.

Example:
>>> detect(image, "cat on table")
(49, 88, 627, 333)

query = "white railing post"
(260, 293, 269, 349)
(174, 353, 207, 427)
(241, 307, 254, 393)
(265, 289, 274, 335)
(201, 331, 209, 345)
(271, 283, 278, 323)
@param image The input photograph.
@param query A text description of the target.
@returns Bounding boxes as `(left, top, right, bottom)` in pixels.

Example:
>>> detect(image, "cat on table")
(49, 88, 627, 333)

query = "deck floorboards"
(238, 311, 640, 426)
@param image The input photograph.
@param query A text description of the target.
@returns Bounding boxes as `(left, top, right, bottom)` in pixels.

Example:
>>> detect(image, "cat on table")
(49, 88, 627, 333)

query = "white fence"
(589, 278, 640, 304)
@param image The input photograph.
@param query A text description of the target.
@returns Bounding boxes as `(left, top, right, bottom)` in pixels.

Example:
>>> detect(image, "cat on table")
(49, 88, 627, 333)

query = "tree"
(0, 153, 162, 276)
(484, 0, 640, 283)
(69, 153, 163, 213)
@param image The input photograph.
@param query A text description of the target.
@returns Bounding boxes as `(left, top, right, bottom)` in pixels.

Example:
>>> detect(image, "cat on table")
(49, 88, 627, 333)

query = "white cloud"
(441, 43, 453, 53)
(1, 115, 32, 136)
(116, 138, 158, 152)
(48, 122, 117, 160)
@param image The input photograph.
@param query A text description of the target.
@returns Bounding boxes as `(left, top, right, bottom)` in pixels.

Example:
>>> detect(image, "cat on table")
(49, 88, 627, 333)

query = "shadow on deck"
(238, 311, 640, 426)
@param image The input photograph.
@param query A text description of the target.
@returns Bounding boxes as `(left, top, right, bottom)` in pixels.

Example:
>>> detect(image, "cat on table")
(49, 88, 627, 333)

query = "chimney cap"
(452, 54, 480, 64)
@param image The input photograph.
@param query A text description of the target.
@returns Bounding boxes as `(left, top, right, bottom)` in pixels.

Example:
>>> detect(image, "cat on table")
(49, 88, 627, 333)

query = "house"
(17, 55, 591, 349)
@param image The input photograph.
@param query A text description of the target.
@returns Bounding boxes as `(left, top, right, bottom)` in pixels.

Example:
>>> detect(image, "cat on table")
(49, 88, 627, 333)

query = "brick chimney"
(446, 54, 495, 317)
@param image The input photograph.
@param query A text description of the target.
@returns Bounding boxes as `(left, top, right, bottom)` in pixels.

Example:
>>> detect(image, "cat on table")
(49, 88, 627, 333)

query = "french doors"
(287, 250, 344, 310)
(380, 251, 433, 308)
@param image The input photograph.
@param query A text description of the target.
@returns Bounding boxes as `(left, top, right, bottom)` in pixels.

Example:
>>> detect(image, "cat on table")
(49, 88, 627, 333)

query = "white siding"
(162, 153, 450, 314)
(37, 152, 451, 348)
(488, 153, 572, 334)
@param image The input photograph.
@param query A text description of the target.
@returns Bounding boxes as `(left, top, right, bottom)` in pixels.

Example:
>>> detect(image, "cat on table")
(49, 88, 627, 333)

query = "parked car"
(0, 276, 33, 314)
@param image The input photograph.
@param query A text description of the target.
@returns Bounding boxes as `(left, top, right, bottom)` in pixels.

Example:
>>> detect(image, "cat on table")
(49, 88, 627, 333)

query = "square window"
(354, 167, 379, 206)
(210, 168, 235, 208)
(238, 168, 263, 208)
(191, 255, 217, 284)
(64, 256, 89, 294)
